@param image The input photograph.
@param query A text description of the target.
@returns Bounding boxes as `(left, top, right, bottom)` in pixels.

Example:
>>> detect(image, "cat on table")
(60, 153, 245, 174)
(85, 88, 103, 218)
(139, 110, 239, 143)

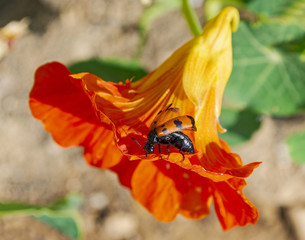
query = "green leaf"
(69, 58, 148, 83)
(205, 0, 305, 22)
(225, 20, 305, 116)
(286, 129, 305, 163)
(219, 106, 261, 145)
(0, 194, 83, 239)
(247, 0, 305, 20)
(247, 0, 292, 17)
(33, 212, 81, 239)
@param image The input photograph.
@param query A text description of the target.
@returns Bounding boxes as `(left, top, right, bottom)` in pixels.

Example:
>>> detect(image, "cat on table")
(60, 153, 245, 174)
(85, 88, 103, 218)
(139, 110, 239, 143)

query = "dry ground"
(1, 0, 305, 239)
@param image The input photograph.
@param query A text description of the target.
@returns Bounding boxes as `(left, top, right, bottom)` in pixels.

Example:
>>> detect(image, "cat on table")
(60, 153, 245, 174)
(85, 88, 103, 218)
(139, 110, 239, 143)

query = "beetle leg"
(167, 146, 170, 160)
(179, 150, 185, 163)
(158, 144, 163, 160)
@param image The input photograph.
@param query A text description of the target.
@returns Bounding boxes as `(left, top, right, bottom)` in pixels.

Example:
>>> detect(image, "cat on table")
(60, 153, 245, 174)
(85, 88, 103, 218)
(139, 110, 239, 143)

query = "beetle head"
(144, 141, 154, 154)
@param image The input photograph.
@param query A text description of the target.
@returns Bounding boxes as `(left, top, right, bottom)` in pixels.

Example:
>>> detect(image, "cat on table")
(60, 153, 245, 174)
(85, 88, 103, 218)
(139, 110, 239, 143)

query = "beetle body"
(143, 130, 194, 161)
(132, 104, 196, 161)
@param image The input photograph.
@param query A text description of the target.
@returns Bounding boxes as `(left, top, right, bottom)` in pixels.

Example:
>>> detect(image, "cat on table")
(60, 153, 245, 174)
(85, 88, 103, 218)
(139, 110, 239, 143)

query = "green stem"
(181, 0, 202, 37)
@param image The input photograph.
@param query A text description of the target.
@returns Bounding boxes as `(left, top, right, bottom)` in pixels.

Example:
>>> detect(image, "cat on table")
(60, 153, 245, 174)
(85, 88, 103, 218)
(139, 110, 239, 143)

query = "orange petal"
(29, 62, 122, 168)
(212, 180, 259, 230)
(83, 126, 123, 168)
(131, 161, 182, 221)
(163, 153, 261, 181)
(110, 156, 140, 189)
(131, 160, 213, 221)
(112, 156, 257, 225)
(178, 186, 211, 220)
(177, 171, 212, 220)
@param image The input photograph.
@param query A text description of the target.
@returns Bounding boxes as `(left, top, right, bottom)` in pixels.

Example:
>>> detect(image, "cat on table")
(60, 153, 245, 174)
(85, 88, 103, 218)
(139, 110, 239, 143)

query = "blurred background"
(0, 0, 305, 239)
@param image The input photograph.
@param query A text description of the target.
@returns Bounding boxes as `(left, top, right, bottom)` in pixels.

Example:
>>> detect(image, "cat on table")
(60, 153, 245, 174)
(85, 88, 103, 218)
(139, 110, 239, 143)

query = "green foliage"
(286, 129, 305, 164)
(0, 194, 83, 239)
(219, 106, 261, 145)
(69, 58, 148, 83)
(226, 20, 305, 116)
(247, 0, 292, 17)
(34, 214, 80, 239)
(205, 0, 305, 20)
(247, 0, 305, 20)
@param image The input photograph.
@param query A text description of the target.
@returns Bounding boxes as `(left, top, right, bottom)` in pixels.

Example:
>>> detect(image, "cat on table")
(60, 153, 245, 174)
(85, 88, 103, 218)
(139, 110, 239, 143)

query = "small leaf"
(219, 106, 261, 145)
(0, 194, 83, 239)
(33, 213, 81, 239)
(226, 20, 305, 116)
(33, 194, 83, 239)
(286, 129, 305, 164)
(69, 58, 148, 83)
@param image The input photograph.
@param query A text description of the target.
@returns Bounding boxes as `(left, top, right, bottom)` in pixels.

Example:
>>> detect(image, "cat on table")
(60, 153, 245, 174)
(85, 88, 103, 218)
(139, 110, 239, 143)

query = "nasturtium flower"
(29, 7, 261, 230)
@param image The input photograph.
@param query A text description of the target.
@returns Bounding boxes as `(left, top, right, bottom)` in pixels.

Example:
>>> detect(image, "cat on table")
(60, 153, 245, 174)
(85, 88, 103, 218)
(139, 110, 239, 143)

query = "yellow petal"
(183, 6, 239, 110)
(181, 7, 239, 158)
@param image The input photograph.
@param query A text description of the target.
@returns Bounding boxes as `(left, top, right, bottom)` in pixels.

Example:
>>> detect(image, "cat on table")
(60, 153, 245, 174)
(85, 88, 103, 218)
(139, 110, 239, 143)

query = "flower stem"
(181, 0, 202, 37)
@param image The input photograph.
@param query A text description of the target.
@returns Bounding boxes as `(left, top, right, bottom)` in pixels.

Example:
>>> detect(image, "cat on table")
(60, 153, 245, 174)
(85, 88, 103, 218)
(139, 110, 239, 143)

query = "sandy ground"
(1, 0, 305, 239)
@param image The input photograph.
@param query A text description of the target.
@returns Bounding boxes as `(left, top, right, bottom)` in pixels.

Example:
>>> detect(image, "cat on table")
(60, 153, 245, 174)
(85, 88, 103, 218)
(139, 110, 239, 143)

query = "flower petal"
(131, 160, 213, 221)
(164, 153, 261, 181)
(212, 179, 259, 230)
(182, 6, 239, 109)
(29, 62, 122, 168)
(176, 170, 212, 220)
(181, 7, 238, 155)
(110, 156, 140, 189)
(131, 161, 182, 221)
(177, 7, 261, 176)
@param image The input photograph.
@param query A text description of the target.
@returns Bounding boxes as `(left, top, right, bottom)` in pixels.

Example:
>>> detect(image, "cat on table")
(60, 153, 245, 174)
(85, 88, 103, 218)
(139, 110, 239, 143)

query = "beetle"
(131, 104, 197, 162)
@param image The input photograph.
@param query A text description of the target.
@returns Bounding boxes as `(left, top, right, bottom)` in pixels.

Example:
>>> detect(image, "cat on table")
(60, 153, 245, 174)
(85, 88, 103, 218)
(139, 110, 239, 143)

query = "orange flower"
(29, 7, 261, 230)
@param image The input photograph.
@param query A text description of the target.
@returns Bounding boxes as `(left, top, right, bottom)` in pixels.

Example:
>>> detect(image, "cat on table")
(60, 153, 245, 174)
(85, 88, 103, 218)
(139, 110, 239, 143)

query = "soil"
(0, 0, 305, 240)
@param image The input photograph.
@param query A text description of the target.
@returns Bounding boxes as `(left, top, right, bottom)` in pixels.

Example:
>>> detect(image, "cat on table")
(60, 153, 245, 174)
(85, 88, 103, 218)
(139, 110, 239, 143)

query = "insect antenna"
(131, 137, 144, 149)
